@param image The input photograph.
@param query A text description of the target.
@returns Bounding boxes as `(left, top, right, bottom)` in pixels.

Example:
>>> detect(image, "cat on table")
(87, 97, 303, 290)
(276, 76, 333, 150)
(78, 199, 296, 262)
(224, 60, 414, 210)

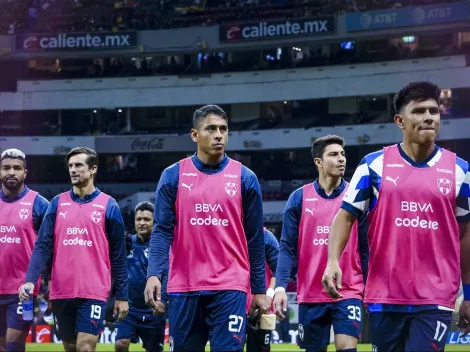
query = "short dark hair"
(393, 81, 441, 114)
(311, 135, 345, 159)
(135, 201, 154, 214)
(192, 105, 228, 128)
(66, 147, 99, 169)
(1, 149, 27, 168)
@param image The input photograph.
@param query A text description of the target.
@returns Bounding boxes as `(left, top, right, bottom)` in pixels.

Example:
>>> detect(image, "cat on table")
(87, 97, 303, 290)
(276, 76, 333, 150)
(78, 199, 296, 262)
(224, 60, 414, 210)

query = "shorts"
(369, 309, 453, 352)
(246, 324, 271, 352)
(52, 298, 106, 341)
(115, 308, 165, 352)
(168, 290, 246, 352)
(0, 295, 33, 337)
(298, 298, 362, 350)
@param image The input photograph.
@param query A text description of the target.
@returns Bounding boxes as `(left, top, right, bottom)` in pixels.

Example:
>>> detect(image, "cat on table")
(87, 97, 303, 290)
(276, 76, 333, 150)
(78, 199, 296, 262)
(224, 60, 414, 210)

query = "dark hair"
(393, 81, 441, 114)
(311, 135, 345, 159)
(1, 149, 27, 168)
(192, 105, 228, 128)
(66, 147, 99, 169)
(135, 201, 154, 214)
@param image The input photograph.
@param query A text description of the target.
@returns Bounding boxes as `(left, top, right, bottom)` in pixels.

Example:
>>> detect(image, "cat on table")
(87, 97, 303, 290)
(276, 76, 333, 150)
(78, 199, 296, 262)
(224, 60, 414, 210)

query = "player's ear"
(190, 128, 198, 143)
(394, 114, 405, 131)
(313, 157, 322, 169)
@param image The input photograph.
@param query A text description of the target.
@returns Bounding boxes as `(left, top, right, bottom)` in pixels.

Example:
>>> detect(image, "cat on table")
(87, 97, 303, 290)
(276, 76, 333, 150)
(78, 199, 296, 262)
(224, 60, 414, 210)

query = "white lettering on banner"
(0, 226, 16, 233)
(0, 235, 21, 244)
(66, 228, 89, 235)
(63, 237, 93, 247)
(395, 216, 439, 230)
(313, 238, 328, 246)
(447, 331, 470, 344)
(401, 201, 434, 213)
(195, 204, 223, 212)
(317, 226, 329, 234)
(240, 20, 330, 39)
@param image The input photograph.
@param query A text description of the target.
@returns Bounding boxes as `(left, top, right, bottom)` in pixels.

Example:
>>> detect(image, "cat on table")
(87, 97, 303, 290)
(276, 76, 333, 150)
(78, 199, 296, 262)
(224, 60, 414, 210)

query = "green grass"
(25, 343, 470, 351)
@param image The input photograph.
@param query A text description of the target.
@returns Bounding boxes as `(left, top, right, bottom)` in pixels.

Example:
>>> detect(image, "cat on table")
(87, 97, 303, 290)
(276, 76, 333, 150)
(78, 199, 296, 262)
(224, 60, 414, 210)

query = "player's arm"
(265, 229, 279, 293)
(145, 166, 177, 309)
(105, 198, 129, 301)
(241, 167, 267, 295)
(20, 196, 58, 300)
(357, 213, 369, 283)
(323, 158, 372, 299)
(32, 194, 52, 296)
(105, 198, 129, 321)
(273, 189, 301, 318)
(457, 160, 470, 335)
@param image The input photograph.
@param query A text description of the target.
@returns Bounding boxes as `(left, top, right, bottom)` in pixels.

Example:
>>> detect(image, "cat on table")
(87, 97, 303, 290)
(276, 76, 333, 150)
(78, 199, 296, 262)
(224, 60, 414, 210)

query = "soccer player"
(323, 81, 470, 352)
(115, 201, 167, 352)
(18, 147, 129, 352)
(144, 104, 270, 352)
(0, 149, 49, 352)
(274, 135, 367, 352)
(245, 227, 279, 352)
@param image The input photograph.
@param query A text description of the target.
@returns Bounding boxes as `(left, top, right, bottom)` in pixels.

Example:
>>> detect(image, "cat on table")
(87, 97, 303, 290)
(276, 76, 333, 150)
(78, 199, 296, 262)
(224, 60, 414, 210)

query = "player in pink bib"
(323, 82, 470, 352)
(0, 149, 49, 352)
(19, 147, 129, 352)
(274, 136, 367, 352)
(144, 105, 271, 352)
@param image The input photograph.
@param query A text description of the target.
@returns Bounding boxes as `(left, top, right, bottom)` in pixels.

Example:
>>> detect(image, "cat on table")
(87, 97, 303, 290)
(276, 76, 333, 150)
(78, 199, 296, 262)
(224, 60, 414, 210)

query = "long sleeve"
(147, 164, 178, 280)
(264, 229, 279, 276)
(161, 258, 169, 304)
(25, 196, 59, 284)
(241, 166, 266, 294)
(105, 198, 128, 301)
(32, 194, 50, 233)
(357, 213, 369, 282)
(276, 188, 302, 289)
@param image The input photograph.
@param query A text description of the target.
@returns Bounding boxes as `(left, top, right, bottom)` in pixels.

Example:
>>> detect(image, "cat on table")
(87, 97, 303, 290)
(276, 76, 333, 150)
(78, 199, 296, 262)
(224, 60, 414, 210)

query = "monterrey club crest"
(19, 208, 30, 220)
(225, 182, 238, 197)
(437, 178, 452, 196)
(91, 211, 103, 224)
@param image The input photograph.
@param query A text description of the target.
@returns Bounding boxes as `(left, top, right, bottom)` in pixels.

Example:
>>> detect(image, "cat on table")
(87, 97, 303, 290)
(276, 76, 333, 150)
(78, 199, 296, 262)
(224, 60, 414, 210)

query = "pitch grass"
(25, 343, 470, 351)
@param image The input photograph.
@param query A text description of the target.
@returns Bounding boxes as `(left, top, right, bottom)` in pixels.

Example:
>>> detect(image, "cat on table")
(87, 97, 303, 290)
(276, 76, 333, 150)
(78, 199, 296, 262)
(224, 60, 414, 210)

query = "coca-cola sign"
(131, 137, 164, 151)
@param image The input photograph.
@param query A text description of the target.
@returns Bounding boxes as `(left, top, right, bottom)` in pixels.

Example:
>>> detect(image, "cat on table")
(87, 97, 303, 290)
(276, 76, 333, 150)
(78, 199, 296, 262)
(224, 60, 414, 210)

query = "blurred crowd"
(0, 0, 463, 34)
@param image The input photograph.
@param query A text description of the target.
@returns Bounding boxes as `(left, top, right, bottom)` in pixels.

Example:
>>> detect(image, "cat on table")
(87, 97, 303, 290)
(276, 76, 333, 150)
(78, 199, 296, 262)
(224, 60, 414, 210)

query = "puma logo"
(59, 211, 67, 219)
(305, 208, 315, 215)
(232, 334, 243, 344)
(385, 176, 399, 186)
(182, 183, 193, 192)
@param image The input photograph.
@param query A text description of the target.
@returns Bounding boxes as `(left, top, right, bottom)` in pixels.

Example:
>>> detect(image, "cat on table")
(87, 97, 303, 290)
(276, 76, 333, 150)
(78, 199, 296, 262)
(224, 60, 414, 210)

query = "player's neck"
(400, 140, 435, 164)
(138, 233, 150, 242)
(73, 182, 96, 199)
(317, 175, 341, 196)
(196, 150, 224, 166)
(1, 184, 25, 200)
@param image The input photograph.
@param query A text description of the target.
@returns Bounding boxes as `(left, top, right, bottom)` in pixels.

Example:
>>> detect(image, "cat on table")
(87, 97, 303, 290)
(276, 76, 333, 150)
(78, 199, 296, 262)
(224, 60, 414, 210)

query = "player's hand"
(144, 276, 162, 310)
(152, 301, 166, 316)
(18, 282, 34, 302)
(322, 261, 344, 300)
(459, 301, 470, 337)
(273, 290, 288, 320)
(251, 294, 270, 316)
(114, 300, 129, 322)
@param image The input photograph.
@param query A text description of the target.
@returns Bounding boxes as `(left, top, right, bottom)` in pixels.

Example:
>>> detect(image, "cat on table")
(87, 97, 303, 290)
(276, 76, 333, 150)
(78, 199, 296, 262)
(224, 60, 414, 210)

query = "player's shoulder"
(31, 191, 50, 206)
(240, 164, 257, 180)
(455, 155, 469, 175)
(360, 149, 384, 167)
(264, 228, 278, 244)
(285, 186, 303, 209)
(159, 161, 180, 185)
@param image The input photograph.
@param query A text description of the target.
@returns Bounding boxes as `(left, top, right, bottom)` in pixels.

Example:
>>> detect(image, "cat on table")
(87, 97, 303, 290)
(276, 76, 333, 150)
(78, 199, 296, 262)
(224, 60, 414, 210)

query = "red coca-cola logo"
(131, 137, 164, 151)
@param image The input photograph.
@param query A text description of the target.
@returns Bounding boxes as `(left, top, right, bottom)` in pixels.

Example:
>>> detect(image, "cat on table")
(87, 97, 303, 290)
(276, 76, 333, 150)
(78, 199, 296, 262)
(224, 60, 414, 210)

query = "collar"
(314, 178, 345, 199)
(397, 143, 440, 168)
(191, 153, 229, 174)
(0, 186, 29, 203)
(69, 187, 101, 203)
